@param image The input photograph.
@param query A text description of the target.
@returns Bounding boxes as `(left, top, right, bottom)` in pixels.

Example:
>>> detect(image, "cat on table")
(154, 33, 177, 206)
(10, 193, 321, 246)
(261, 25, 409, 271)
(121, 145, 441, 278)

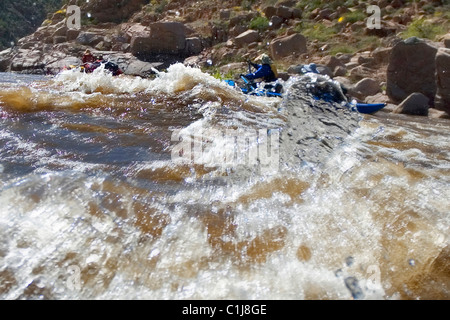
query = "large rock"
(10, 49, 45, 73)
(96, 52, 163, 77)
(130, 22, 187, 57)
(66, 29, 81, 41)
(46, 56, 81, 74)
(269, 33, 307, 60)
(234, 30, 260, 48)
(0, 49, 12, 71)
(444, 34, 450, 49)
(372, 47, 392, 65)
(276, 6, 293, 19)
(52, 26, 68, 38)
(264, 6, 277, 19)
(122, 59, 162, 77)
(321, 56, 346, 73)
(185, 37, 204, 56)
(393, 92, 430, 116)
(76, 32, 104, 46)
(387, 37, 439, 104)
(349, 78, 381, 100)
(435, 48, 450, 115)
(269, 16, 284, 30)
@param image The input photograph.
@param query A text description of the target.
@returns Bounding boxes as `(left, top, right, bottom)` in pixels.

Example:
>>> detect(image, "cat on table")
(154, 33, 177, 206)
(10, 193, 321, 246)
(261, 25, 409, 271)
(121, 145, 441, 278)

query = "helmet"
(257, 54, 272, 65)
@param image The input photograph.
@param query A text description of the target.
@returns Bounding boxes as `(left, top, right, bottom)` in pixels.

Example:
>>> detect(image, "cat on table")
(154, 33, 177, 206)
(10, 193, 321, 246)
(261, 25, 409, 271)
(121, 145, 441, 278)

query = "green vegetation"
(401, 17, 447, 41)
(249, 16, 270, 32)
(294, 0, 358, 15)
(0, 0, 66, 50)
(328, 44, 356, 56)
(295, 22, 339, 42)
(328, 34, 381, 55)
(340, 9, 366, 23)
(210, 68, 236, 80)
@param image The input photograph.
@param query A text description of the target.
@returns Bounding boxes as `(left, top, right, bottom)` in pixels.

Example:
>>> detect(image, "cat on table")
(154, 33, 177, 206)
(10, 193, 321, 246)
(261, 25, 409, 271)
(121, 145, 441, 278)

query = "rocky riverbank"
(0, 0, 449, 118)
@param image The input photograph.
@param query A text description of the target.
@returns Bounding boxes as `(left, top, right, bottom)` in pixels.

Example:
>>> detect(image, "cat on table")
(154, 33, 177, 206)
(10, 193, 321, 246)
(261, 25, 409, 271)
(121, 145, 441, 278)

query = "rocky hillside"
(0, 0, 449, 117)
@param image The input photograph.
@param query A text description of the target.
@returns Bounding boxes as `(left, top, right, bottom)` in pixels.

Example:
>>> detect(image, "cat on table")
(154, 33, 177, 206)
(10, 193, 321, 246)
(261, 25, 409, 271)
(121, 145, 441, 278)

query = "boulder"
(444, 34, 450, 49)
(434, 48, 450, 115)
(333, 76, 353, 90)
(393, 92, 430, 116)
(334, 65, 347, 77)
(372, 47, 392, 65)
(348, 66, 377, 82)
(269, 16, 284, 30)
(292, 8, 302, 19)
(76, 32, 104, 46)
(53, 26, 68, 38)
(10, 49, 45, 73)
(386, 37, 439, 104)
(185, 37, 203, 56)
(269, 33, 307, 60)
(123, 59, 162, 77)
(365, 92, 392, 105)
(0, 49, 12, 71)
(20, 41, 37, 50)
(46, 56, 81, 74)
(230, 13, 257, 28)
(315, 9, 333, 20)
(322, 55, 346, 73)
(336, 53, 353, 64)
(315, 65, 333, 78)
(66, 29, 81, 41)
(130, 22, 187, 56)
(234, 30, 260, 48)
(229, 25, 248, 37)
(100, 52, 163, 77)
(123, 23, 149, 41)
(264, 6, 277, 19)
(276, 6, 293, 20)
(53, 36, 67, 44)
(349, 78, 381, 100)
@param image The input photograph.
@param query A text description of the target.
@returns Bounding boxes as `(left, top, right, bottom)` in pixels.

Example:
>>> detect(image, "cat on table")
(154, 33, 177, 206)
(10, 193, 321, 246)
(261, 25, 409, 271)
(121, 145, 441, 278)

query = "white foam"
(53, 65, 153, 94)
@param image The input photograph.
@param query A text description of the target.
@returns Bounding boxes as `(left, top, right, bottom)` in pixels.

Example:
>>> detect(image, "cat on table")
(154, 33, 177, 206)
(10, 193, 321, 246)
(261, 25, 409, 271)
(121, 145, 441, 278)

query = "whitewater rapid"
(0, 65, 448, 300)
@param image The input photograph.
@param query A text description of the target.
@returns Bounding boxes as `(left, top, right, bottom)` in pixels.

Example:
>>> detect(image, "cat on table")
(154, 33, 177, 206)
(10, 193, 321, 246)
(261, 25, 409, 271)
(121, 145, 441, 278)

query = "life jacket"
(270, 64, 278, 80)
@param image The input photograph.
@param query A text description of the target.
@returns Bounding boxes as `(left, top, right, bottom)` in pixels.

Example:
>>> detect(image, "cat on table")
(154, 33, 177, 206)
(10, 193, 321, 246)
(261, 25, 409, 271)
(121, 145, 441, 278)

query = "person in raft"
(242, 54, 278, 82)
(82, 49, 96, 64)
(241, 54, 282, 93)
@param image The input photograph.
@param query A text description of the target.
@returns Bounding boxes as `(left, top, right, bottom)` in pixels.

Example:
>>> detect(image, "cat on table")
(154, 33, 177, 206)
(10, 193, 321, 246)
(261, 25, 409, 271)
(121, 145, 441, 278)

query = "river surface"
(0, 65, 448, 300)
